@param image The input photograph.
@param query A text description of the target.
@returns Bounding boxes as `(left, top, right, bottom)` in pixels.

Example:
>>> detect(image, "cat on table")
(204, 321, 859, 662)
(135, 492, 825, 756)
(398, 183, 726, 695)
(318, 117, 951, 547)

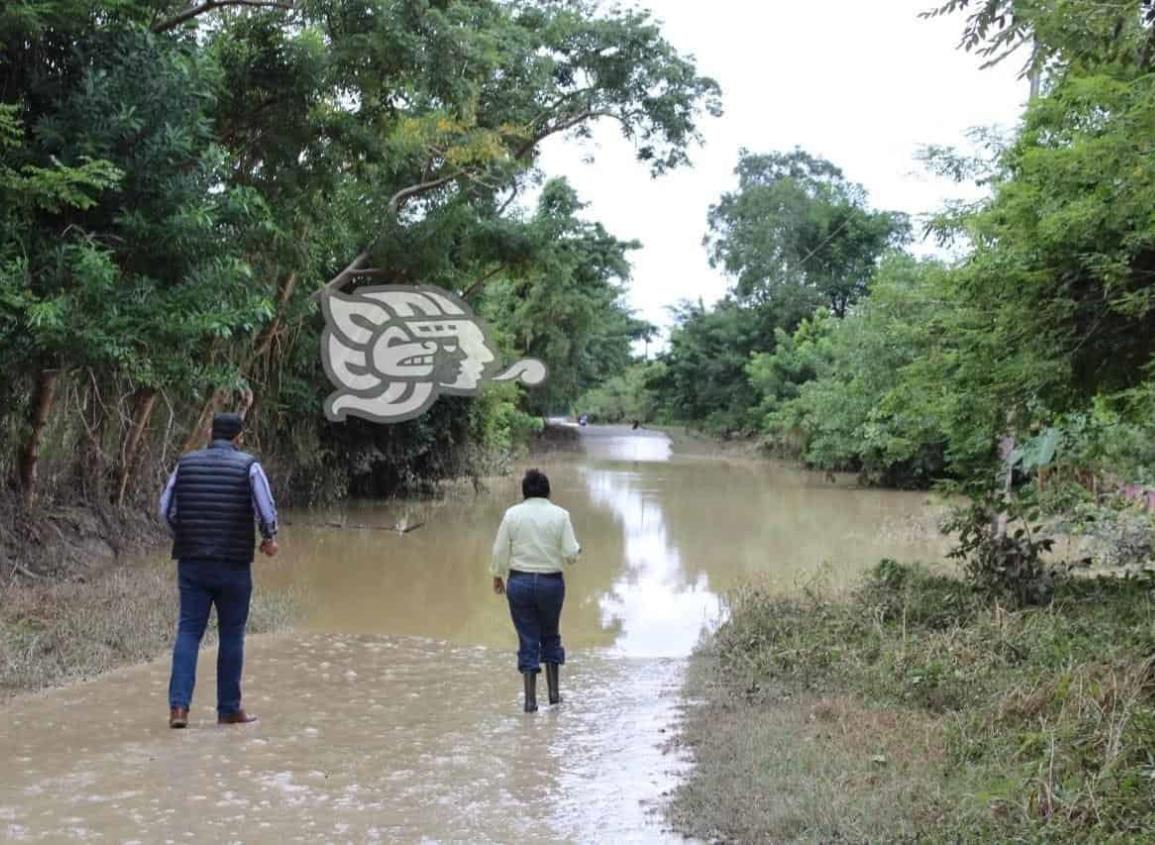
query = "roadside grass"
(670, 562, 1155, 843)
(0, 559, 298, 698)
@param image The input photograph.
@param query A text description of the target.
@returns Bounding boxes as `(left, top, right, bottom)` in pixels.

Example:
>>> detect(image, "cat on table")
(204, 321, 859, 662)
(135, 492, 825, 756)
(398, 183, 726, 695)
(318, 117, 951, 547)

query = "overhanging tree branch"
(317, 106, 633, 300)
(461, 263, 509, 301)
(315, 249, 371, 299)
(386, 171, 459, 216)
(313, 171, 462, 299)
(515, 109, 635, 160)
(496, 185, 521, 218)
(153, 1, 294, 34)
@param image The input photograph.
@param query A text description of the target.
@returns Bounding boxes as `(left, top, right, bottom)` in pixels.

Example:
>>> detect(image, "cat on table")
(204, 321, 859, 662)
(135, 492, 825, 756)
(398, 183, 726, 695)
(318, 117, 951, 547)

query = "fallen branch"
(284, 520, 425, 534)
(10, 560, 43, 580)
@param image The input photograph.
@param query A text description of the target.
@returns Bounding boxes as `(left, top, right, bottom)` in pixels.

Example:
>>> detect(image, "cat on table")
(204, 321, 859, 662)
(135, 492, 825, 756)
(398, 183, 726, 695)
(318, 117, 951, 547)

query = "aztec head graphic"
(320, 285, 547, 423)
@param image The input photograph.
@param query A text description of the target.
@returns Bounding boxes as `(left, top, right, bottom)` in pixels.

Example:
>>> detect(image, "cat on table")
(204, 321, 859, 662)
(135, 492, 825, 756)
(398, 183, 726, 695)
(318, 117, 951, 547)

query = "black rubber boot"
(545, 662, 561, 705)
(522, 671, 538, 713)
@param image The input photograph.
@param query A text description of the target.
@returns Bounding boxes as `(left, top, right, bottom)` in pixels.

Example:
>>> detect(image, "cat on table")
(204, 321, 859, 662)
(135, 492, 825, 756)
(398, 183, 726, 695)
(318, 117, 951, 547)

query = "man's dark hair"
(211, 412, 245, 441)
(522, 469, 550, 499)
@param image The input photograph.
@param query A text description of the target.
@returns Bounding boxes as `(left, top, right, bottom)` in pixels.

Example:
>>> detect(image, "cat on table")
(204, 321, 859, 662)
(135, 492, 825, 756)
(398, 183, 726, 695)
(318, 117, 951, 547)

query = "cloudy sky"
(533, 0, 1028, 337)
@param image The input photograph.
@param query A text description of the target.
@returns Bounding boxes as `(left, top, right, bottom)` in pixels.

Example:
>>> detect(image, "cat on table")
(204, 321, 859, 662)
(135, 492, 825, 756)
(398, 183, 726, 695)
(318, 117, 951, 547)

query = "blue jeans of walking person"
(168, 559, 252, 717)
(506, 571, 565, 673)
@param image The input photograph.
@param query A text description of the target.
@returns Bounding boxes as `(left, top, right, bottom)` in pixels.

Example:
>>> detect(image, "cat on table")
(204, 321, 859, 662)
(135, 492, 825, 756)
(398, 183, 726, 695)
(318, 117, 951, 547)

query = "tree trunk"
(244, 271, 300, 437)
(253, 271, 298, 360)
(17, 369, 61, 507)
(181, 387, 230, 453)
(115, 388, 158, 508)
(79, 376, 109, 500)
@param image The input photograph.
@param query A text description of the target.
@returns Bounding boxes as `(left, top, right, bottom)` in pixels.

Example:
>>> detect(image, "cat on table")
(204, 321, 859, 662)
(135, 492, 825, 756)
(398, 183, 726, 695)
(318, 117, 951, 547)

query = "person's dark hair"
(211, 412, 245, 442)
(522, 469, 550, 499)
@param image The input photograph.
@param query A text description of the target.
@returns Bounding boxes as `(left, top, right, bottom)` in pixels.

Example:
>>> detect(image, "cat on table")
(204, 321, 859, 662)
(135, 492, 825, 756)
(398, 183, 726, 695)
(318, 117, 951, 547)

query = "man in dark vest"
(158, 412, 279, 728)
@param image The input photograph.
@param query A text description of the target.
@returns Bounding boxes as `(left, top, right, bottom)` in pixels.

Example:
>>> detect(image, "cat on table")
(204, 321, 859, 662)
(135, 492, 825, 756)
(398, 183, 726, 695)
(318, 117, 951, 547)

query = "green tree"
(923, 0, 1155, 80)
(706, 148, 909, 319)
(651, 147, 908, 435)
(758, 256, 955, 485)
(649, 297, 777, 433)
(578, 360, 664, 423)
(1, 21, 271, 502)
(0, 0, 722, 514)
(481, 179, 644, 414)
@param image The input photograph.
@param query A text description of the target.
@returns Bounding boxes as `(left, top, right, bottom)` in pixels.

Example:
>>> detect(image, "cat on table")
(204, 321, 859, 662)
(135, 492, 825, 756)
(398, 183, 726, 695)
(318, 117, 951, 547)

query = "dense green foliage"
(575, 359, 664, 423)
(649, 150, 908, 435)
(480, 180, 653, 415)
(706, 149, 910, 319)
(0, 0, 717, 524)
(750, 256, 954, 485)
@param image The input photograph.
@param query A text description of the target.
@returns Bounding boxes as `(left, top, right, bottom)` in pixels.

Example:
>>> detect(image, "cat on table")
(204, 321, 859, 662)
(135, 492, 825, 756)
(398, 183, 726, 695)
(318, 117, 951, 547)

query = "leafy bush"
(752, 256, 955, 485)
(945, 492, 1056, 607)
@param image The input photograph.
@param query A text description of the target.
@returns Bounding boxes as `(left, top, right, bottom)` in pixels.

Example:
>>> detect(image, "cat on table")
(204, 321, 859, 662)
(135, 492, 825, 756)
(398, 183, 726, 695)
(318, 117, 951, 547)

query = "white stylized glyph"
(320, 285, 547, 423)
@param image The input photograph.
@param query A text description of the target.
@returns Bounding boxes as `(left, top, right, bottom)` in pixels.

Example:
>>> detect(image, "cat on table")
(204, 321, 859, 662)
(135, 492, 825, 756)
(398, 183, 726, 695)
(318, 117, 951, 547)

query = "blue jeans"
(168, 559, 252, 716)
(506, 571, 565, 673)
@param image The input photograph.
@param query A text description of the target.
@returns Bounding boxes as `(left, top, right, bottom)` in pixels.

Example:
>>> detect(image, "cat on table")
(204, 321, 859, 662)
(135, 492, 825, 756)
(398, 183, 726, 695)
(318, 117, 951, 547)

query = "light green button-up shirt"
(490, 497, 581, 578)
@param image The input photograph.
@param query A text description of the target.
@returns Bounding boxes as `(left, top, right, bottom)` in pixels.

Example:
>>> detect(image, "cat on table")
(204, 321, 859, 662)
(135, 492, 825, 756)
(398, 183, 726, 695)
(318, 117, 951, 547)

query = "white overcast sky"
(532, 0, 1027, 336)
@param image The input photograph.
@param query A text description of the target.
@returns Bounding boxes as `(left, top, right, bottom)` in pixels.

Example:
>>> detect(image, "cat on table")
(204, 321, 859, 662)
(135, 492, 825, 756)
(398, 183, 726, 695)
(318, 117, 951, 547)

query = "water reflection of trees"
(580, 466, 721, 657)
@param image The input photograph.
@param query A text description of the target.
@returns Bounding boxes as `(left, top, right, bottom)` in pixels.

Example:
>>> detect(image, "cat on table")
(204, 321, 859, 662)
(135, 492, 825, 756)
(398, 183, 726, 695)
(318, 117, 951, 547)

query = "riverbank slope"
(668, 562, 1155, 842)
(0, 556, 298, 699)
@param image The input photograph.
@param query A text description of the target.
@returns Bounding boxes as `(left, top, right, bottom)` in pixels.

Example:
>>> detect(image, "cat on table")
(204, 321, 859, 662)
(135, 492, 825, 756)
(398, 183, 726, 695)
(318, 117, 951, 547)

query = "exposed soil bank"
(668, 564, 1155, 843)
(0, 494, 293, 700)
(0, 556, 298, 699)
(1, 425, 576, 582)
(0, 499, 164, 580)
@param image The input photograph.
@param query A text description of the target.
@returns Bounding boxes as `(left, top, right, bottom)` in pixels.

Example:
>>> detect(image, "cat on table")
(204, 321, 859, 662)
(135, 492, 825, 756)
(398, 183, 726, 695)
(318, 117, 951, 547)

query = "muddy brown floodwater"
(0, 426, 947, 843)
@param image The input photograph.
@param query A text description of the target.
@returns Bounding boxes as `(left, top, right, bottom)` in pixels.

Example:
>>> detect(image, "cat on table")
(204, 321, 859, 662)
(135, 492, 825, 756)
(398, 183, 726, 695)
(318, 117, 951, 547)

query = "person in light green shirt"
(491, 469, 580, 712)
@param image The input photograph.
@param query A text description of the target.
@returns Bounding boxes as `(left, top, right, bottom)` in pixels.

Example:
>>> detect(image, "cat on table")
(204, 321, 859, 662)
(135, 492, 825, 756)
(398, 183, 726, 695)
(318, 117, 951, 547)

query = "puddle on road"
(0, 426, 946, 842)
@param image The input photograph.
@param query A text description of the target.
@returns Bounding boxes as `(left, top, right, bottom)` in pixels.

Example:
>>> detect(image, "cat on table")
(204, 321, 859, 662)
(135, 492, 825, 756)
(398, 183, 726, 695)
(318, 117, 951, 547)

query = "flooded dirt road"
(0, 426, 946, 842)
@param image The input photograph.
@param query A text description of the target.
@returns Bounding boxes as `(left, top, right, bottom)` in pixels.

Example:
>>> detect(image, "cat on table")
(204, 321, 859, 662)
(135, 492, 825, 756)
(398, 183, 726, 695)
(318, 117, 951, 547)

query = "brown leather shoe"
(169, 707, 189, 729)
(217, 709, 258, 725)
